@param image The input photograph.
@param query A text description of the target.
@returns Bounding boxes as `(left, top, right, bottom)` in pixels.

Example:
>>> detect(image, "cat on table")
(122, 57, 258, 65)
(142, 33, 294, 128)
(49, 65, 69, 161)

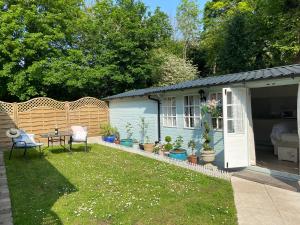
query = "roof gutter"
(148, 95, 161, 143)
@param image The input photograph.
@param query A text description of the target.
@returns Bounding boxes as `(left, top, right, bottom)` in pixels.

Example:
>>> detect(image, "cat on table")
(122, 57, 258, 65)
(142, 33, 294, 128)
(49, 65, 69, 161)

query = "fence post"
(13, 102, 18, 128)
(65, 102, 70, 130)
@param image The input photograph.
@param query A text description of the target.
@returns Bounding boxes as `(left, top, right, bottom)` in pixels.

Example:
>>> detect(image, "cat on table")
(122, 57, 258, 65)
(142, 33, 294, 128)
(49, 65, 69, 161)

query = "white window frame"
(209, 92, 223, 130)
(162, 97, 177, 127)
(183, 95, 201, 129)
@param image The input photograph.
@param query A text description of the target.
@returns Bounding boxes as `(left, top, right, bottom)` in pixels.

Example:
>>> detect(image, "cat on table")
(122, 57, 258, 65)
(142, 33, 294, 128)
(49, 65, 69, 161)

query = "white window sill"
(163, 126, 177, 128)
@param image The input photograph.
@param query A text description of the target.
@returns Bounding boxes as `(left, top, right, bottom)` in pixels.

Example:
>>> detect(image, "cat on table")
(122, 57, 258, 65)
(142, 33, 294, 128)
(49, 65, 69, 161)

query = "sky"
(142, 0, 208, 19)
(86, 1, 209, 18)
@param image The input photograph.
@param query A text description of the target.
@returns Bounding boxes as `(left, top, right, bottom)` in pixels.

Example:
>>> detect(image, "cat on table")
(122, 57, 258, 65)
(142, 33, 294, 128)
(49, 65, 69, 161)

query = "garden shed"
(105, 64, 300, 176)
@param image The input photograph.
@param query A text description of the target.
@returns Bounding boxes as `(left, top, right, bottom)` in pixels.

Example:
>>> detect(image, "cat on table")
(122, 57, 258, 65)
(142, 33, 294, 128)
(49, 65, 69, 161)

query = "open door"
(223, 87, 249, 168)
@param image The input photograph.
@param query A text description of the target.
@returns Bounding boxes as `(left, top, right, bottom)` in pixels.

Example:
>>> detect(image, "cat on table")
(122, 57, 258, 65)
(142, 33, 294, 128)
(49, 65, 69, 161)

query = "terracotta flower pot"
(201, 150, 215, 164)
(144, 143, 154, 153)
(188, 155, 198, 164)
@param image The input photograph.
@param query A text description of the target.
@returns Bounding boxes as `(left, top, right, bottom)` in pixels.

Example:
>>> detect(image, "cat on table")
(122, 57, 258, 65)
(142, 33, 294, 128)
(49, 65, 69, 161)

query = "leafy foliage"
(0, 0, 299, 101)
(153, 50, 198, 87)
(176, 0, 201, 59)
(0, 0, 172, 101)
(199, 0, 300, 75)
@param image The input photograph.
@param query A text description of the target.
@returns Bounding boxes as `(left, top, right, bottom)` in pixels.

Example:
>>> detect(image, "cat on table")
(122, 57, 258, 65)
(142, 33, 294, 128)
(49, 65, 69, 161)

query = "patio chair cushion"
(13, 132, 43, 147)
(71, 126, 87, 142)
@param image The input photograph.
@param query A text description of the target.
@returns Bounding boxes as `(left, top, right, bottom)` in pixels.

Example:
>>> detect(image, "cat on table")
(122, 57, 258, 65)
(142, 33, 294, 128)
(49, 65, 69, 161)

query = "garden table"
(40, 131, 72, 152)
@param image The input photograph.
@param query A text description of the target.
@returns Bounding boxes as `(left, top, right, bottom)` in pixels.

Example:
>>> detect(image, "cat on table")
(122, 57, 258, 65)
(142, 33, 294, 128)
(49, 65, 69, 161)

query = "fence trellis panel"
(0, 97, 108, 148)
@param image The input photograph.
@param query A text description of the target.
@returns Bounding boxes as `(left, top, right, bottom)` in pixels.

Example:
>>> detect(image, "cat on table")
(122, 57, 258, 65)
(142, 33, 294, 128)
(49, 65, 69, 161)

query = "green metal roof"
(104, 64, 300, 100)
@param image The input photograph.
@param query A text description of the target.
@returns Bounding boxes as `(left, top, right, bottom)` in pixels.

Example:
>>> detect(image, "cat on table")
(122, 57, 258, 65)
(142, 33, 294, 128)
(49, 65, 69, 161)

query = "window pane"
(227, 91, 232, 104)
(167, 117, 172, 126)
(217, 93, 222, 101)
(212, 118, 217, 129)
(189, 96, 194, 105)
(218, 118, 223, 129)
(172, 107, 176, 116)
(184, 107, 189, 116)
(228, 120, 234, 133)
(163, 117, 166, 126)
(172, 117, 176, 126)
(185, 117, 189, 127)
(190, 118, 194, 127)
(194, 96, 200, 105)
(227, 106, 233, 118)
(211, 93, 216, 100)
(190, 107, 195, 116)
(172, 97, 176, 106)
(184, 96, 188, 105)
(195, 118, 200, 127)
(195, 106, 200, 116)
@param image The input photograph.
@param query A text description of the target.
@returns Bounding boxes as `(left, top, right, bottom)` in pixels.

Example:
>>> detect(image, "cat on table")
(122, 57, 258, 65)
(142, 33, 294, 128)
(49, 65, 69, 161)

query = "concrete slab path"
(232, 176, 300, 225)
(0, 151, 13, 225)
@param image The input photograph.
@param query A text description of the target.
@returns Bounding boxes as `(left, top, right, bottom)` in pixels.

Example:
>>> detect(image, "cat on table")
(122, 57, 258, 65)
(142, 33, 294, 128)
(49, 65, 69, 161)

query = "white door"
(223, 87, 249, 168)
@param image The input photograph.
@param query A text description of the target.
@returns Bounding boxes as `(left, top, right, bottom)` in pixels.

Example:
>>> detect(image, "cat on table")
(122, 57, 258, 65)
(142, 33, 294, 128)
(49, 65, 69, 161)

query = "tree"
(0, 0, 173, 101)
(176, 0, 201, 59)
(200, 0, 300, 75)
(75, 0, 173, 98)
(0, 0, 85, 101)
(153, 50, 198, 87)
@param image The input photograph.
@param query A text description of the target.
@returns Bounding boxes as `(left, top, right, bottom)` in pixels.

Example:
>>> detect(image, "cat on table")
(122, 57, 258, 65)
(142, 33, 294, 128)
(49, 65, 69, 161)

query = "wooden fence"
(0, 97, 109, 148)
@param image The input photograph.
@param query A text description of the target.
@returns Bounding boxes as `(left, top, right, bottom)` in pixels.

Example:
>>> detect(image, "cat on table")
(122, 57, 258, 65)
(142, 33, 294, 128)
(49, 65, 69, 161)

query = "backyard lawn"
(4, 144, 237, 225)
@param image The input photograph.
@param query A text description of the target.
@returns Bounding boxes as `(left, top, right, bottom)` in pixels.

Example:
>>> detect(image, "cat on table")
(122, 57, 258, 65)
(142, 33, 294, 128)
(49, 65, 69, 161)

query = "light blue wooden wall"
(109, 88, 224, 167)
(109, 97, 158, 143)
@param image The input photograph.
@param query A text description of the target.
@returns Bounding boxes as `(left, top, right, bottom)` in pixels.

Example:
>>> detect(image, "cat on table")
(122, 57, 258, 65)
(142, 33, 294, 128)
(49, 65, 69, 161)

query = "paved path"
(0, 151, 13, 225)
(232, 177, 300, 225)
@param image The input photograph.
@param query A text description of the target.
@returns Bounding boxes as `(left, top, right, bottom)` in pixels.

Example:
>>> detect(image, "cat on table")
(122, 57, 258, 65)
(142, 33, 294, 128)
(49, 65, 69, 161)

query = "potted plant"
(188, 139, 198, 164)
(153, 143, 160, 154)
(100, 123, 117, 143)
(163, 136, 173, 153)
(120, 122, 134, 147)
(138, 117, 149, 150)
(143, 136, 154, 153)
(114, 131, 120, 144)
(200, 100, 219, 164)
(169, 136, 187, 161)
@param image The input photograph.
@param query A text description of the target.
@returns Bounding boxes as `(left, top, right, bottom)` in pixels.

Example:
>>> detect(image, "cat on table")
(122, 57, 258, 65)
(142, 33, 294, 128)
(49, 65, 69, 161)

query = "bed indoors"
(251, 84, 299, 174)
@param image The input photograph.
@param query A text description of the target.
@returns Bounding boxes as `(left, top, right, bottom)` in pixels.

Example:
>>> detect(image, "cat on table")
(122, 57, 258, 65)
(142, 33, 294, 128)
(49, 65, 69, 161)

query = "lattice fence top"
(17, 97, 66, 112)
(69, 97, 108, 111)
(0, 101, 14, 114)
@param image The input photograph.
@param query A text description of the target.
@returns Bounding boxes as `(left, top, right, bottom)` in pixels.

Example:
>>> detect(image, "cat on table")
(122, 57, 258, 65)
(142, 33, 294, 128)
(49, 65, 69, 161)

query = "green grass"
(4, 144, 237, 225)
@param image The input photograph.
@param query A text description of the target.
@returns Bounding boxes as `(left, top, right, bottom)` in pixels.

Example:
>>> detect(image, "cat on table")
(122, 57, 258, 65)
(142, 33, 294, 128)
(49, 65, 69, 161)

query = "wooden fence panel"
(69, 97, 109, 137)
(0, 102, 15, 148)
(0, 97, 109, 149)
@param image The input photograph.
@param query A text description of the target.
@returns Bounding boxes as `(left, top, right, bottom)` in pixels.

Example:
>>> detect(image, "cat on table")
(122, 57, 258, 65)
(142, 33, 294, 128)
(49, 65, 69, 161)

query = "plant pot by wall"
(188, 155, 198, 164)
(144, 143, 154, 152)
(120, 139, 133, 147)
(201, 150, 215, 164)
(103, 135, 115, 143)
(139, 143, 144, 150)
(169, 149, 187, 161)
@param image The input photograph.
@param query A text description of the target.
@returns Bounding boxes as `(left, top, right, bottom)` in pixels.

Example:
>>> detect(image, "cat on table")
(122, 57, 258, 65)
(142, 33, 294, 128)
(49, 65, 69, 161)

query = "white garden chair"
(6, 129, 43, 160)
(69, 126, 88, 152)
